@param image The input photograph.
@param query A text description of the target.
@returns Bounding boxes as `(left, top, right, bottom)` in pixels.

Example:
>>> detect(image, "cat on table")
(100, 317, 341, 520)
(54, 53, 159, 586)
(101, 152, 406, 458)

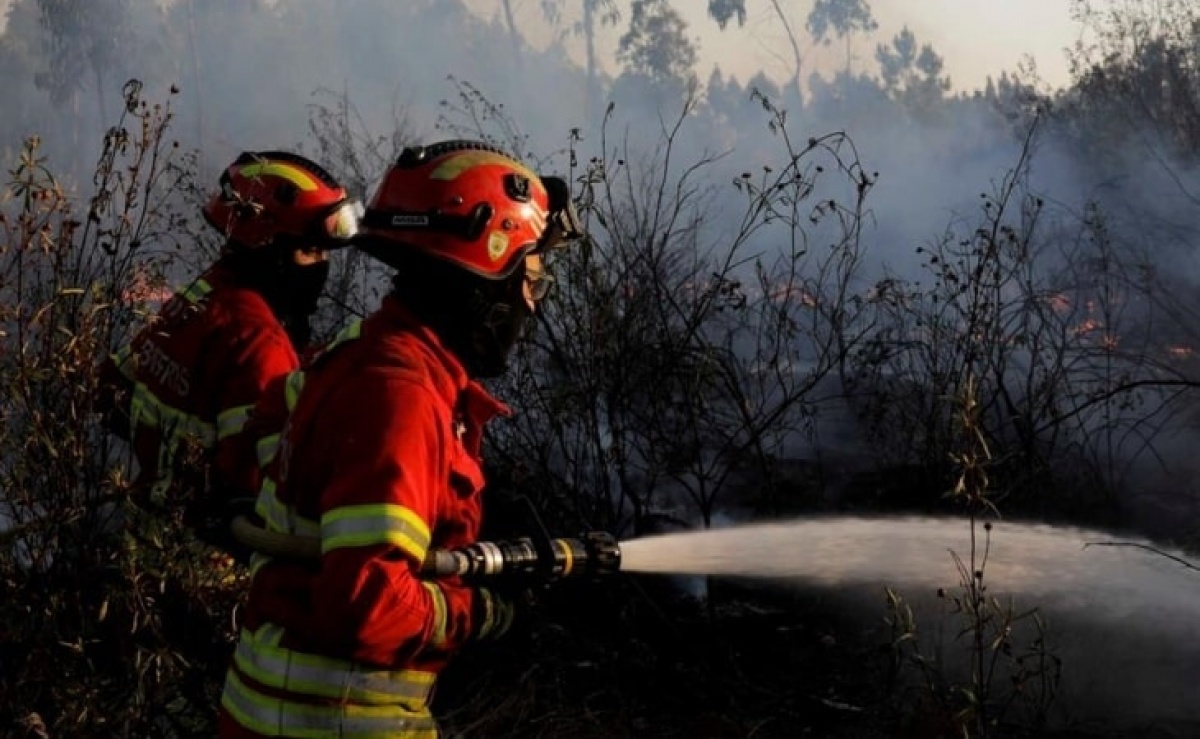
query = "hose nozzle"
(419, 531, 621, 582)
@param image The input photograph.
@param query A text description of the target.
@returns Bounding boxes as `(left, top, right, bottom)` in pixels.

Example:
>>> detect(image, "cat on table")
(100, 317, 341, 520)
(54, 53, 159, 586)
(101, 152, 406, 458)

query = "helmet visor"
(322, 199, 365, 244)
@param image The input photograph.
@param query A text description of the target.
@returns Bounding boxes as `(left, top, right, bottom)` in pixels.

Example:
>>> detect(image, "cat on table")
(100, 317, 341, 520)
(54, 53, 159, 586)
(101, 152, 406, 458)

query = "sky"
(463, 0, 1083, 93)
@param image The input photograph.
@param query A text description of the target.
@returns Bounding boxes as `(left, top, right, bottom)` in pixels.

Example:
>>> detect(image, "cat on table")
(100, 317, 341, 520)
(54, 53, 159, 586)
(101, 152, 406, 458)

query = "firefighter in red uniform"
(218, 141, 575, 738)
(98, 151, 362, 537)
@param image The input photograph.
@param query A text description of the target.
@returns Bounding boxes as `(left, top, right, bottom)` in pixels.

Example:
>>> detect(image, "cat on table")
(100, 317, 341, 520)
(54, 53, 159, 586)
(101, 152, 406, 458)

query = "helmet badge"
(487, 231, 509, 261)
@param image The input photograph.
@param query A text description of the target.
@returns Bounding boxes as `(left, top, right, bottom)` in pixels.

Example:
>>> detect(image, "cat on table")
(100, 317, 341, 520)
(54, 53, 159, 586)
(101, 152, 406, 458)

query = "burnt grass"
(434, 573, 1199, 739)
(436, 576, 897, 739)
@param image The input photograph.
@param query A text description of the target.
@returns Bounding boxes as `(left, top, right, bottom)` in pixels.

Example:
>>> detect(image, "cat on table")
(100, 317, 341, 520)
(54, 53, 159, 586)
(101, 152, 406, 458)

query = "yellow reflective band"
(321, 504, 432, 561)
(129, 383, 216, 447)
(221, 669, 438, 738)
(477, 589, 496, 638)
(180, 278, 213, 304)
(237, 162, 320, 192)
(421, 582, 448, 649)
(255, 478, 320, 538)
(111, 345, 137, 381)
(233, 625, 437, 705)
(247, 551, 273, 578)
(555, 538, 574, 576)
(429, 151, 540, 189)
(309, 320, 363, 365)
(256, 432, 281, 468)
(217, 403, 254, 441)
(284, 370, 306, 410)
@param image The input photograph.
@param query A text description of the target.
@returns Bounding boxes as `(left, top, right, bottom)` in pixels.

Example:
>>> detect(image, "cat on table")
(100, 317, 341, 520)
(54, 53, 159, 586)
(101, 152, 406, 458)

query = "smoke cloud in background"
(3, 4, 1199, 511)
(5, 1, 1200, 524)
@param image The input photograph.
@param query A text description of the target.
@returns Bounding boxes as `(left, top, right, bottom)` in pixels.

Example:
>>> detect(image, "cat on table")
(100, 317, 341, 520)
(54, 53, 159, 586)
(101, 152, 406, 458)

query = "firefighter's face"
(291, 246, 329, 266)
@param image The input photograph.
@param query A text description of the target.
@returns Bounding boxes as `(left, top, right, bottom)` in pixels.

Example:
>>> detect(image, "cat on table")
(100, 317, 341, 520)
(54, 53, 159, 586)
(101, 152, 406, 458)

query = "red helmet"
(360, 141, 550, 279)
(202, 151, 361, 250)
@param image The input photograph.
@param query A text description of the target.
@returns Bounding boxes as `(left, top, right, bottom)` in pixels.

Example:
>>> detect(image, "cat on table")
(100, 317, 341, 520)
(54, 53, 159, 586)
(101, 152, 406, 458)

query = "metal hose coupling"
(419, 531, 621, 582)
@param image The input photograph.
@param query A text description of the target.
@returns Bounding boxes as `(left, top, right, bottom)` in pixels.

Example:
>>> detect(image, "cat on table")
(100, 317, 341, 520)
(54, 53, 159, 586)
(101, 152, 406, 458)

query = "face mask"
(282, 260, 330, 319)
(467, 297, 533, 378)
(272, 260, 329, 351)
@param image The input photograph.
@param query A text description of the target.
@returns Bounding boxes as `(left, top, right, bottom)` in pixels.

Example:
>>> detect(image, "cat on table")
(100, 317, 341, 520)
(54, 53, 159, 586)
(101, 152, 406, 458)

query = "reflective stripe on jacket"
(222, 296, 508, 737)
(101, 262, 299, 503)
(219, 622, 439, 738)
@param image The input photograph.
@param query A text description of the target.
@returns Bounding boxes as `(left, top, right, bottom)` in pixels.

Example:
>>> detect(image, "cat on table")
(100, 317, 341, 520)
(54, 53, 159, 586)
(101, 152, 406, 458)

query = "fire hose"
(229, 514, 622, 582)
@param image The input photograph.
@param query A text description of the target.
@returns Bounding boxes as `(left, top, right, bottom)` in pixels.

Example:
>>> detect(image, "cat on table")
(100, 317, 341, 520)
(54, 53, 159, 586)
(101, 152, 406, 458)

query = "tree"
(806, 0, 877, 74)
(706, 0, 746, 29)
(540, 0, 622, 124)
(874, 26, 950, 116)
(616, 0, 698, 100)
(34, 0, 137, 129)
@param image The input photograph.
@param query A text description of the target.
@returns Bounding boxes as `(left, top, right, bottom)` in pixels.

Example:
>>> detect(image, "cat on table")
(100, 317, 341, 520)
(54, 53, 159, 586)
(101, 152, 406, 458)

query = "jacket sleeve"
(302, 377, 480, 668)
(212, 325, 299, 498)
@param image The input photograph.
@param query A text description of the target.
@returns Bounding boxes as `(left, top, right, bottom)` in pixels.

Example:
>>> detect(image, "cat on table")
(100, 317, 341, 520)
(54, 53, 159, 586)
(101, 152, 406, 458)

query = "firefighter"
(97, 150, 362, 540)
(217, 140, 579, 738)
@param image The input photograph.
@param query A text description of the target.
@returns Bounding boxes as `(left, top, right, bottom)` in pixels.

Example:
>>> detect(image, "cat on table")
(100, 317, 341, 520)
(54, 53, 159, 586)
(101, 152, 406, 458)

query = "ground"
(433, 575, 1200, 739)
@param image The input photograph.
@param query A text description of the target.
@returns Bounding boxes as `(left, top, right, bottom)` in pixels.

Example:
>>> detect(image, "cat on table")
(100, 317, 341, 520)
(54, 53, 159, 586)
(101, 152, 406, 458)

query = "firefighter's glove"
(472, 587, 518, 642)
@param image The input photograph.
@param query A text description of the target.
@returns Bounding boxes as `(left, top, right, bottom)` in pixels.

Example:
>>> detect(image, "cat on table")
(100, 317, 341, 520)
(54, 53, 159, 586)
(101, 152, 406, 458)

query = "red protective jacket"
(219, 296, 509, 738)
(98, 262, 298, 510)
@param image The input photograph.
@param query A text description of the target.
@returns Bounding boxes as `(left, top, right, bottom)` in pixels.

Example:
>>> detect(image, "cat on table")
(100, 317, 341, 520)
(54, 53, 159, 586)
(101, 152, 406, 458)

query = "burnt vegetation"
(3, 0, 1200, 736)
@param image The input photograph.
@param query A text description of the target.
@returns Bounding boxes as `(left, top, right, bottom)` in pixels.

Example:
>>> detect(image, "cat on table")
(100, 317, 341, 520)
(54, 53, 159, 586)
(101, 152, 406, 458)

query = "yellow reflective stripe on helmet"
(321, 504, 431, 561)
(217, 403, 254, 441)
(233, 624, 437, 705)
(255, 477, 320, 538)
(255, 432, 281, 468)
(421, 582, 448, 649)
(129, 383, 216, 447)
(429, 150, 540, 188)
(221, 669, 438, 738)
(237, 162, 321, 192)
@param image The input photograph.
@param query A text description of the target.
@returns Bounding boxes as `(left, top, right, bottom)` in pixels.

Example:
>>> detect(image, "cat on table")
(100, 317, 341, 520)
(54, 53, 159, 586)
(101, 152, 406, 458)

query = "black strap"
(362, 203, 494, 242)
